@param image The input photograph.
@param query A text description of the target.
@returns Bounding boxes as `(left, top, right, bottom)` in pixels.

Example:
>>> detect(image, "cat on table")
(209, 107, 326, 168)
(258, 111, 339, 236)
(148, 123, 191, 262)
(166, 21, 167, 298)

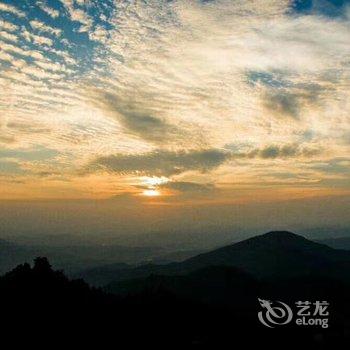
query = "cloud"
(38, 3, 60, 18)
(0, 3, 25, 18)
(160, 181, 216, 193)
(0, 31, 18, 43)
(88, 0, 350, 147)
(7, 121, 51, 134)
(0, 160, 26, 174)
(88, 149, 231, 176)
(93, 91, 185, 144)
(20, 65, 63, 80)
(263, 91, 300, 119)
(30, 20, 62, 36)
(0, 146, 58, 161)
(224, 142, 321, 160)
(262, 83, 326, 120)
(87, 143, 320, 177)
(254, 144, 321, 159)
(0, 134, 15, 144)
(60, 0, 92, 32)
(89, 25, 109, 43)
(311, 158, 350, 175)
(22, 30, 54, 46)
(0, 0, 349, 199)
(0, 41, 44, 60)
(0, 19, 18, 32)
(0, 50, 14, 63)
(341, 131, 350, 145)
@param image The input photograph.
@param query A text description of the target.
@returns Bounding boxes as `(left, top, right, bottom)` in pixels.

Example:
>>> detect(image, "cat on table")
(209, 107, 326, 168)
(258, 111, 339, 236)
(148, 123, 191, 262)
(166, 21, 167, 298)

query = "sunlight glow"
(142, 177, 169, 186)
(143, 189, 161, 197)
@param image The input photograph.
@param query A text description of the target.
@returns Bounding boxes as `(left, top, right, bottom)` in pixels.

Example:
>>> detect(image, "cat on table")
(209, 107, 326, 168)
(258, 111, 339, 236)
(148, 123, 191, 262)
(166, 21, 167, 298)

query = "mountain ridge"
(78, 231, 350, 286)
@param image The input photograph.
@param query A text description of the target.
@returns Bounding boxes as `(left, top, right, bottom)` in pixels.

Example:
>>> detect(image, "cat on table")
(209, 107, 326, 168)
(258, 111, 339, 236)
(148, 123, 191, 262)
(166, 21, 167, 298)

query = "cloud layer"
(0, 0, 349, 200)
(89, 149, 231, 176)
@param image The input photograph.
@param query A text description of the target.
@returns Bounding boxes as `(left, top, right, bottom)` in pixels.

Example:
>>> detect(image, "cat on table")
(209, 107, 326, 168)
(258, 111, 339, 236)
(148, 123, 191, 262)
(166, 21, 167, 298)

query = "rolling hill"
(0, 239, 166, 275)
(3, 256, 348, 348)
(317, 236, 350, 250)
(0, 239, 35, 275)
(78, 231, 350, 286)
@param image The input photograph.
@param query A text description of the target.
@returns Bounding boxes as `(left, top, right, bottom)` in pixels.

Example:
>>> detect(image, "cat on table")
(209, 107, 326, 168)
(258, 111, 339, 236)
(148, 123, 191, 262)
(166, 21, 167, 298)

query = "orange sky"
(0, 0, 349, 205)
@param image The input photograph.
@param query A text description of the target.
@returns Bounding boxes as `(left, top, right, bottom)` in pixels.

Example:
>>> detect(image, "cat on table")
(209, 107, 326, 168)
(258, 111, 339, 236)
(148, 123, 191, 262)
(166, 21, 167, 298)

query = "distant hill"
(0, 239, 35, 275)
(181, 231, 350, 279)
(317, 237, 350, 250)
(3, 257, 349, 347)
(106, 265, 260, 306)
(0, 239, 170, 275)
(78, 231, 350, 286)
(148, 248, 206, 264)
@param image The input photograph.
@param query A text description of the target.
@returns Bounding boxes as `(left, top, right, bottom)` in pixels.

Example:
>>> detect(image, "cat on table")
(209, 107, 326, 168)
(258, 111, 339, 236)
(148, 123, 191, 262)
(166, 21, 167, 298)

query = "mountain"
(3, 257, 349, 348)
(0, 239, 35, 275)
(181, 231, 350, 279)
(78, 231, 350, 286)
(317, 237, 350, 250)
(106, 265, 260, 306)
(148, 248, 206, 264)
(26, 244, 161, 274)
(0, 238, 172, 275)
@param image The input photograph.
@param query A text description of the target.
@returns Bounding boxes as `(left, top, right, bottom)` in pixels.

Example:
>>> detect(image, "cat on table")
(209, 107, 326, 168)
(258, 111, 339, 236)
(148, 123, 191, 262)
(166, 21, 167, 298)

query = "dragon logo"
(258, 298, 293, 328)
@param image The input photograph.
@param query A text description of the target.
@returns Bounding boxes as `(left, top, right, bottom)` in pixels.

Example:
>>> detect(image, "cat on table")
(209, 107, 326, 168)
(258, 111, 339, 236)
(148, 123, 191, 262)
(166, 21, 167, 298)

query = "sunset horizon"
(0, 0, 349, 209)
(0, 1, 350, 347)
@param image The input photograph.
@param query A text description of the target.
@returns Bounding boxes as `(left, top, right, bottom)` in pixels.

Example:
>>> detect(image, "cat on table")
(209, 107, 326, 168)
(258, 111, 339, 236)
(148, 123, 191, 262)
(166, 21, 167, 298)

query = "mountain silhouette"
(79, 231, 350, 286)
(0, 257, 267, 347)
(2, 254, 350, 348)
(2, 237, 350, 347)
(0, 239, 35, 274)
(0, 237, 171, 274)
(106, 265, 260, 307)
(181, 231, 350, 279)
(318, 236, 350, 250)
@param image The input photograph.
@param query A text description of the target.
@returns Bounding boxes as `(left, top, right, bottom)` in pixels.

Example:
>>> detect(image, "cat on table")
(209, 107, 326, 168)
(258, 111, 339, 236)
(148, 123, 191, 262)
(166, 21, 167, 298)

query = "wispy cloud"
(0, 19, 18, 31)
(60, 0, 92, 32)
(88, 149, 231, 176)
(90, 90, 191, 145)
(0, 0, 349, 200)
(30, 20, 62, 36)
(0, 2, 25, 17)
(160, 181, 216, 194)
(87, 143, 321, 177)
(38, 2, 60, 19)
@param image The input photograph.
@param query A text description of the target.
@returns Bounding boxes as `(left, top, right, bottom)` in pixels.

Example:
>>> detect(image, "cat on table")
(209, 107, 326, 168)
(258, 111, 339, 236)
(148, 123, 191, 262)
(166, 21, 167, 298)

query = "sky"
(0, 0, 350, 217)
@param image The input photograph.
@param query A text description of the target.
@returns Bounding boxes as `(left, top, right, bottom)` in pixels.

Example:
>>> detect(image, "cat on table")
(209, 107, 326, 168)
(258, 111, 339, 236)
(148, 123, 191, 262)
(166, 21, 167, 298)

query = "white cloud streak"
(0, 2, 25, 18)
(38, 2, 60, 18)
(30, 20, 62, 36)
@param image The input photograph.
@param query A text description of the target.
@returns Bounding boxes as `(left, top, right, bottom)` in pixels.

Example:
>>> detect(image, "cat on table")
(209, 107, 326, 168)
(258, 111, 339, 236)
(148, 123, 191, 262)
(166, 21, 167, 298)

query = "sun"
(141, 176, 169, 186)
(143, 189, 161, 197)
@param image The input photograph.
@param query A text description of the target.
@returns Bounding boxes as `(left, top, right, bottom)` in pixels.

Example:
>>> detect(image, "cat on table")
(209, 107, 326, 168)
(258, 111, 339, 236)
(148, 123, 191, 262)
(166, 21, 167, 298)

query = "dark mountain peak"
(234, 230, 322, 250)
(261, 230, 303, 239)
(254, 230, 311, 244)
(179, 230, 340, 280)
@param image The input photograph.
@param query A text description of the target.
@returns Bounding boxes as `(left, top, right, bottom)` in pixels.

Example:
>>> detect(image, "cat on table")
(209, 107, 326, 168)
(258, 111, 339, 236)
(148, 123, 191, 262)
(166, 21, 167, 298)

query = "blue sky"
(292, 0, 350, 17)
(0, 0, 116, 77)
